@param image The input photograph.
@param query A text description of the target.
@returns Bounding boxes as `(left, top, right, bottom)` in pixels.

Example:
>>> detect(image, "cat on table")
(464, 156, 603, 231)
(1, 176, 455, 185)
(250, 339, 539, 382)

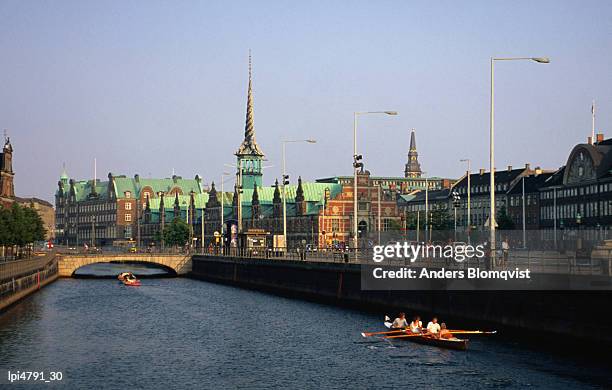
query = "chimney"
(479, 168, 485, 175)
(525, 163, 530, 171)
(588, 136, 593, 145)
(172, 175, 178, 183)
(134, 174, 140, 183)
(535, 167, 542, 176)
(507, 165, 512, 172)
(596, 133, 604, 143)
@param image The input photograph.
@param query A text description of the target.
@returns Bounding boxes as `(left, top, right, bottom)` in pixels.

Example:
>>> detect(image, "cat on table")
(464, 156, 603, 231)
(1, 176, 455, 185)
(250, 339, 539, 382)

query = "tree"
(497, 205, 515, 230)
(387, 219, 403, 231)
(430, 206, 452, 230)
(23, 206, 46, 243)
(405, 211, 425, 230)
(163, 218, 189, 247)
(0, 206, 12, 246)
(0, 203, 46, 258)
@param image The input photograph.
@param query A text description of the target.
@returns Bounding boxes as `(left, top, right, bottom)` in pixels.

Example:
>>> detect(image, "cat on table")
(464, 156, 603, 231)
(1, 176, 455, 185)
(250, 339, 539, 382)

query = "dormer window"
(125, 191, 131, 198)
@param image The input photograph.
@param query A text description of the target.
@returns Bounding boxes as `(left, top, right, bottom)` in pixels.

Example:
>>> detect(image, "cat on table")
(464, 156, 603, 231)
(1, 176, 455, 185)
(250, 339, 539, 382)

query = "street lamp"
(460, 158, 471, 240)
(489, 56, 549, 265)
(282, 139, 317, 250)
(353, 111, 398, 256)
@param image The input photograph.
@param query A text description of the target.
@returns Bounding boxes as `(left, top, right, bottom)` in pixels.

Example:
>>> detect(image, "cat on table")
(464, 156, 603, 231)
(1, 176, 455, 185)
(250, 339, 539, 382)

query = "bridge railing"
(0, 254, 58, 282)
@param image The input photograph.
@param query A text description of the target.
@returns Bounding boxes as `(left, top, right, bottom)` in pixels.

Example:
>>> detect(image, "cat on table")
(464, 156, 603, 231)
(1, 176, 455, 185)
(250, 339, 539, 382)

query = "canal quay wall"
(191, 255, 612, 346)
(0, 254, 58, 312)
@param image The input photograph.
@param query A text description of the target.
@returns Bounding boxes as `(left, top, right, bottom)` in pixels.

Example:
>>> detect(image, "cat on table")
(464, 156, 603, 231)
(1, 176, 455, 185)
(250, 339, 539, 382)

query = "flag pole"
(592, 99, 596, 143)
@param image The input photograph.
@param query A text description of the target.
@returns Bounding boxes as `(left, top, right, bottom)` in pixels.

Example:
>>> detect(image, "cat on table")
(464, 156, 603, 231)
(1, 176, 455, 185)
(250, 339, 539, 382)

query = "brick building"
(55, 172, 206, 247)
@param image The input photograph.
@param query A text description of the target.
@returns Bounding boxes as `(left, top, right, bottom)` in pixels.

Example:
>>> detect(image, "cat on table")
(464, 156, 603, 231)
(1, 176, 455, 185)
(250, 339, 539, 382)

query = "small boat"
(118, 272, 141, 286)
(384, 320, 468, 351)
(122, 277, 141, 286)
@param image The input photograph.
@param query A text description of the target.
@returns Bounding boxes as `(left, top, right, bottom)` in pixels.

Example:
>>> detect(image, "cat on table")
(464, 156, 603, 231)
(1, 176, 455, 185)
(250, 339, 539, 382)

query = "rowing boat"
(383, 321, 468, 351)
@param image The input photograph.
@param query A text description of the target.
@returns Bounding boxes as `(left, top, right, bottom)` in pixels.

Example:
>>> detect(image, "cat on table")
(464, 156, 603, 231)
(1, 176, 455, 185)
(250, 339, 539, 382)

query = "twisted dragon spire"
(236, 51, 264, 157)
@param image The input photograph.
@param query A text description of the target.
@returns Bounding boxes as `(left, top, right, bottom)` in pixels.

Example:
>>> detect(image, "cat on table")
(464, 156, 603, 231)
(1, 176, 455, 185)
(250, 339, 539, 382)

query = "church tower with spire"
(404, 129, 422, 178)
(235, 52, 265, 190)
(0, 133, 15, 204)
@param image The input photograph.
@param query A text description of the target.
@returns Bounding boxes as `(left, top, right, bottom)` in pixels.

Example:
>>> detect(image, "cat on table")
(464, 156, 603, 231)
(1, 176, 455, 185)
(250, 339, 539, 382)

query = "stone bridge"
(58, 253, 192, 277)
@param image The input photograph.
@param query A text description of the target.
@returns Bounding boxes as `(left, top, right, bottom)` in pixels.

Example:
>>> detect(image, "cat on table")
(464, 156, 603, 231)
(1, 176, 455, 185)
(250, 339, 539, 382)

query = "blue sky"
(1, 0, 611, 201)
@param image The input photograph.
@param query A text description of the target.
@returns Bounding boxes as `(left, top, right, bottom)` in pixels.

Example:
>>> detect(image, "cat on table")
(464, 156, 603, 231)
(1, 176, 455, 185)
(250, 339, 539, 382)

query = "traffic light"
(452, 191, 460, 208)
(282, 174, 290, 186)
(353, 154, 363, 169)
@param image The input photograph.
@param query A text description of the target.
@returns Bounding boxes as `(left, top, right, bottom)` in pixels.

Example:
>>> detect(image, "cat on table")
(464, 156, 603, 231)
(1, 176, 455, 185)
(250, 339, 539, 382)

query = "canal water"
(0, 264, 610, 389)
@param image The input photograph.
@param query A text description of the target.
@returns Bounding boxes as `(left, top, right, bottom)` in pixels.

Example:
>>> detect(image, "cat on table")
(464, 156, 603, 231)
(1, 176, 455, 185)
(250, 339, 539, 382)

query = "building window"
(125, 191, 131, 198)
(125, 202, 132, 210)
(125, 214, 132, 222)
(332, 219, 339, 232)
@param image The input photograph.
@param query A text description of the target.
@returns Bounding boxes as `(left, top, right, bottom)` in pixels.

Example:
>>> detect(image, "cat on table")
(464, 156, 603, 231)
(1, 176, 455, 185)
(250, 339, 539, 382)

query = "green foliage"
(163, 218, 189, 247)
(0, 203, 46, 246)
(405, 211, 425, 230)
(430, 206, 452, 230)
(386, 219, 403, 231)
(404, 206, 452, 231)
(497, 206, 515, 230)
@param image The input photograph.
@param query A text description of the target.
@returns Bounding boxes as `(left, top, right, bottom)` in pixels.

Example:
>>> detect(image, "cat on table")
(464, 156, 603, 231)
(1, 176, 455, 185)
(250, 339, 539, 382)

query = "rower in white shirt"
(410, 316, 423, 333)
(391, 312, 408, 329)
(426, 317, 441, 335)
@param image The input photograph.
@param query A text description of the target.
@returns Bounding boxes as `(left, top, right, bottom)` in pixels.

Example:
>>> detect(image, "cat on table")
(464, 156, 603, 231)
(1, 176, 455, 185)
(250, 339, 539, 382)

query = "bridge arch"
(58, 254, 191, 277)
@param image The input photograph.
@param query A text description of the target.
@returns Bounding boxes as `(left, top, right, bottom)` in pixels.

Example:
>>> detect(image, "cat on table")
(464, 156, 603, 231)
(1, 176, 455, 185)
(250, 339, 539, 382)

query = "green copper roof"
(147, 193, 209, 212)
(113, 176, 203, 199)
(240, 182, 342, 204)
(66, 180, 110, 202)
(57, 174, 205, 203)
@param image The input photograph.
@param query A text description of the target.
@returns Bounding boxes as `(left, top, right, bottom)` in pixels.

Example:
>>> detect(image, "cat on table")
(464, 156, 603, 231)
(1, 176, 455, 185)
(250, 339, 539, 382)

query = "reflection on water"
(0, 264, 610, 389)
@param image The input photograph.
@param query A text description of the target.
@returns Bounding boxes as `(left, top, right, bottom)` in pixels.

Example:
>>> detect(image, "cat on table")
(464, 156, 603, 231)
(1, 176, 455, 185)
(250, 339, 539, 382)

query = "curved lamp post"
(490, 57, 549, 265)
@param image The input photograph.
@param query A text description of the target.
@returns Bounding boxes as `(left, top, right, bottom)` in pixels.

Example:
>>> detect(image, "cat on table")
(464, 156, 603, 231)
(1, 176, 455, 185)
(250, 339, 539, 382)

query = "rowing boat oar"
(361, 329, 407, 338)
(384, 333, 424, 339)
(447, 330, 497, 335)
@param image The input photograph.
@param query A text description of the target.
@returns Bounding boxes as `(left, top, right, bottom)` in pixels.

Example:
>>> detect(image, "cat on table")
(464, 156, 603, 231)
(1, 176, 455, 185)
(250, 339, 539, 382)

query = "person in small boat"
(438, 323, 453, 339)
(426, 317, 441, 335)
(391, 312, 408, 329)
(410, 316, 423, 333)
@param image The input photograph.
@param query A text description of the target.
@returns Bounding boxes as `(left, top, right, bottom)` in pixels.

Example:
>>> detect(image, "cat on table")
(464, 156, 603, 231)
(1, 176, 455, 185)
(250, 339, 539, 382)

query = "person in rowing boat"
(438, 323, 453, 339)
(391, 312, 408, 329)
(409, 316, 423, 333)
(426, 317, 441, 335)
